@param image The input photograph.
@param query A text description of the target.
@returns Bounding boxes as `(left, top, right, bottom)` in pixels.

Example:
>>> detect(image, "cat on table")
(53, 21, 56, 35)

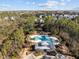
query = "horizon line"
(0, 9, 78, 11)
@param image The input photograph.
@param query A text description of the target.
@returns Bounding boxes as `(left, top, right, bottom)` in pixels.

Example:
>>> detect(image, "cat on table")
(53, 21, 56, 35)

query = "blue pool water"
(32, 35, 53, 45)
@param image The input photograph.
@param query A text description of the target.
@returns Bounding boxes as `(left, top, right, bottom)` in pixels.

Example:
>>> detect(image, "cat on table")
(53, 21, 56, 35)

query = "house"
(10, 16, 15, 20)
(4, 16, 9, 20)
(4, 16, 15, 21)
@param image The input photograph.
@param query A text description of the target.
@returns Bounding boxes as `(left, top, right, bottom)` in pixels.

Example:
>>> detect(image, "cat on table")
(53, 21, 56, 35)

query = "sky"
(0, 0, 79, 11)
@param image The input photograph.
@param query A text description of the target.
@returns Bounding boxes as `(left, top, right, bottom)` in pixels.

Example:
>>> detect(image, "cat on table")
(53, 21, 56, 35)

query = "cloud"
(32, 2, 36, 5)
(67, 0, 71, 2)
(25, 0, 66, 8)
(61, 0, 65, 2)
(26, 1, 36, 5)
(38, 0, 66, 7)
(26, 1, 30, 4)
(0, 4, 17, 11)
(61, 0, 71, 2)
(0, 4, 10, 10)
(0, 4, 11, 7)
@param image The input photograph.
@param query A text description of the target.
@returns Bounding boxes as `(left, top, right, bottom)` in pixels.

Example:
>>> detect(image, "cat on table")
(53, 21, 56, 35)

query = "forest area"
(0, 11, 79, 59)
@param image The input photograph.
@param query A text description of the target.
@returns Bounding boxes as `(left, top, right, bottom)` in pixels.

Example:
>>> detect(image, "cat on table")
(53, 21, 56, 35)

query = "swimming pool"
(30, 35, 59, 50)
(30, 35, 59, 45)
(32, 35, 53, 45)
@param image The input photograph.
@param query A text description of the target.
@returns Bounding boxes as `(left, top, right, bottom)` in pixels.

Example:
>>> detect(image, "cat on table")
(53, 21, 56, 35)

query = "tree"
(12, 27, 25, 46)
(43, 15, 54, 32)
(75, 16, 79, 24)
(23, 16, 36, 33)
(1, 27, 25, 59)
